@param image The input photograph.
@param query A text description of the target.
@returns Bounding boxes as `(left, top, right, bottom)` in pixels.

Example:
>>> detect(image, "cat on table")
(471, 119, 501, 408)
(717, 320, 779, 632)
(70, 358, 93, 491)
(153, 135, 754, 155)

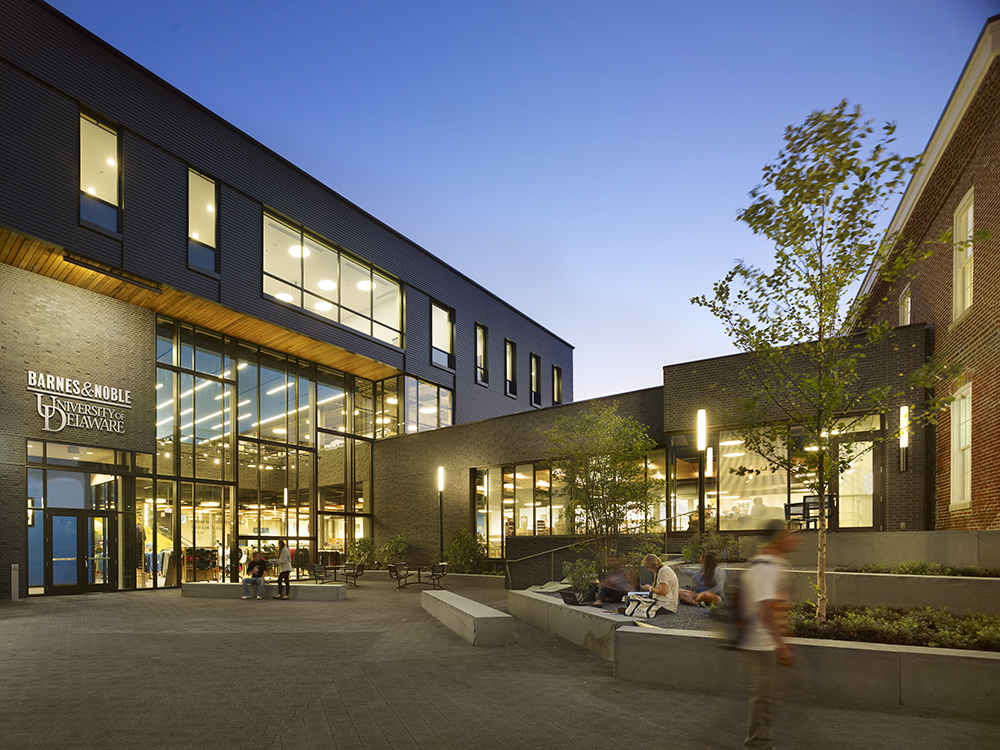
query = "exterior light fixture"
(899, 405, 910, 472)
(696, 409, 707, 451)
(437, 467, 445, 562)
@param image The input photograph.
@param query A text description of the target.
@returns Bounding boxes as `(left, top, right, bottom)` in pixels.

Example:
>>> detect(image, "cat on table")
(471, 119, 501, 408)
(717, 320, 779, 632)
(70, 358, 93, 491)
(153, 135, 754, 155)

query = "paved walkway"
(1, 582, 997, 749)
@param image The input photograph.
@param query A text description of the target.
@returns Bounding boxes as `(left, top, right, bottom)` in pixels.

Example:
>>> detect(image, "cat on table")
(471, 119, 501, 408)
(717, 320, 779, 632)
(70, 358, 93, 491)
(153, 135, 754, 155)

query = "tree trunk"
(816, 458, 828, 622)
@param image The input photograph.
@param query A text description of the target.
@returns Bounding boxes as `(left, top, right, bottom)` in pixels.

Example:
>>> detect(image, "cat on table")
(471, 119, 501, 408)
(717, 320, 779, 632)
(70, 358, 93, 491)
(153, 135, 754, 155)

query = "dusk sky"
(48, 0, 1000, 401)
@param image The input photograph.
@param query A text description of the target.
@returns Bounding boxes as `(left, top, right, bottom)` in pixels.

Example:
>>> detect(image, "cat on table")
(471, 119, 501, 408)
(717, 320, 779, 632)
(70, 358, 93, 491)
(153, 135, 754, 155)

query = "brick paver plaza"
(1, 581, 997, 749)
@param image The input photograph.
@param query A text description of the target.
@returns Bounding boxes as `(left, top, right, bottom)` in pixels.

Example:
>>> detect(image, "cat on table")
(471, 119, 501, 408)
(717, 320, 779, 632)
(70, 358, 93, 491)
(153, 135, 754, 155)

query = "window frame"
(529, 353, 541, 407)
(950, 383, 972, 509)
(475, 323, 489, 385)
(79, 111, 122, 237)
(952, 188, 974, 322)
(505, 339, 517, 397)
(430, 301, 455, 370)
(898, 284, 911, 327)
(552, 365, 563, 405)
(187, 168, 219, 275)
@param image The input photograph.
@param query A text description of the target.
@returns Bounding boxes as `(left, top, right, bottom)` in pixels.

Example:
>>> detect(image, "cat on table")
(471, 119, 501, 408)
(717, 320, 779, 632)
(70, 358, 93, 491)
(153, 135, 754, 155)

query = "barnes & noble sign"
(27, 370, 132, 435)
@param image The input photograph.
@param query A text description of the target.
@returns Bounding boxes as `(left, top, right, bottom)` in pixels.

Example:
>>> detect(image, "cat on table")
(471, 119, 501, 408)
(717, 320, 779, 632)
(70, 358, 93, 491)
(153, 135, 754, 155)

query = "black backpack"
(709, 559, 769, 649)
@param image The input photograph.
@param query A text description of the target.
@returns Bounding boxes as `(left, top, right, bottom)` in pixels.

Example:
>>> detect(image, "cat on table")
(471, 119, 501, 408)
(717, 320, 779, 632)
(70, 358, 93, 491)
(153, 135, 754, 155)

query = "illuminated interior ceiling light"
(87, 187, 96, 194)
(191, 232, 199, 240)
(106, 157, 115, 166)
(314, 301, 333, 311)
(275, 292, 294, 303)
(357, 279, 374, 291)
(722, 452, 745, 458)
(418, 407, 436, 414)
(805, 445, 820, 452)
(288, 245, 310, 258)
(273, 428, 287, 435)
(719, 439, 744, 446)
(207, 204, 214, 212)
(386, 397, 398, 405)
(317, 279, 336, 290)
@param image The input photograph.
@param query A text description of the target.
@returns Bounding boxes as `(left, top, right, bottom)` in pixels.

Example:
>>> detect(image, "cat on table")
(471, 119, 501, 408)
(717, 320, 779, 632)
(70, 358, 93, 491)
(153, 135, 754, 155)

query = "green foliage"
(690, 101, 961, 620)
(346, 538, 376, 567)
(681, 530, 742, 562)
(838, 561, 1000, 578)
(561, 559, 597, 593)
(541, 401, 661, 565)
(444, 530, 489, 574)
(788, 602, 1000, 652)
(379, 533, 409, 564)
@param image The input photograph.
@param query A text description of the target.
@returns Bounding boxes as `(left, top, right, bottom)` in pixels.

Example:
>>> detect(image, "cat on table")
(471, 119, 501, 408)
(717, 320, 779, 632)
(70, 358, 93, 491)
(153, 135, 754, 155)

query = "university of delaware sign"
(27, 370, 131, 434)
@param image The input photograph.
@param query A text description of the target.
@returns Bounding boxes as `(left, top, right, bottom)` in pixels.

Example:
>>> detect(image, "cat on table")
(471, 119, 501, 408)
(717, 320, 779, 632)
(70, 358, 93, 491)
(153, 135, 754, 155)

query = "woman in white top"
(274, 539, 293, 600)
(624, 553, 679, 617)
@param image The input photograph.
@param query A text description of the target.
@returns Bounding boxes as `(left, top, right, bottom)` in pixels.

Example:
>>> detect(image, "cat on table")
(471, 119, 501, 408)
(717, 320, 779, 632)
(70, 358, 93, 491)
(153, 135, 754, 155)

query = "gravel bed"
(543, 592, 717, 632)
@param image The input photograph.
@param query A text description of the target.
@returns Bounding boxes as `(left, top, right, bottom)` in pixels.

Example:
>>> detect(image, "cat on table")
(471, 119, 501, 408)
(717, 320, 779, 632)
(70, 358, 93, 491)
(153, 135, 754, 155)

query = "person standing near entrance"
(241, 551, 267, 599)
(274, 540, 292, 600)
(741, 519, 797, 749)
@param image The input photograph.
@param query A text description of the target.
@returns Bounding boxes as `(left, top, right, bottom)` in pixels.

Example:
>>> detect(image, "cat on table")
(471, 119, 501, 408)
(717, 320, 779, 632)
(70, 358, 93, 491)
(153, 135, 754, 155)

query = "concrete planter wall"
(615, 627, 1000, 721)
(508, 590, 633, 660)
(786, 570, 1000, 616)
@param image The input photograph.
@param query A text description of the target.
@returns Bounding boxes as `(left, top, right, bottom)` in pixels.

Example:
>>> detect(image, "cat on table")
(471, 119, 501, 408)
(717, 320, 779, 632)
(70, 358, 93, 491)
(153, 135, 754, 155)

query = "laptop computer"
(559, 591, 583, 606)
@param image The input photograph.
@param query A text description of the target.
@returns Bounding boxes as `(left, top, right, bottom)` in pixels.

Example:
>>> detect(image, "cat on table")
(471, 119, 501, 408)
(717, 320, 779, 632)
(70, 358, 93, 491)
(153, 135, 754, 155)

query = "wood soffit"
(0, 229, 401, 382)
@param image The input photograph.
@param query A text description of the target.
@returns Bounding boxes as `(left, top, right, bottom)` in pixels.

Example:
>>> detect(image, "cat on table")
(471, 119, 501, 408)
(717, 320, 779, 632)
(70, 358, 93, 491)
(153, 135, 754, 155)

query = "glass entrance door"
(835, 437, 883, 531)
(46, 511, 117, 595)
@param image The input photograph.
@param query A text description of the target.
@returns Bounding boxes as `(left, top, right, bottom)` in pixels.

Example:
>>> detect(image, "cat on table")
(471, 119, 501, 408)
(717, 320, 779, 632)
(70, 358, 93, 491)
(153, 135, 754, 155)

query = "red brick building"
(858, 15, 1000, 531)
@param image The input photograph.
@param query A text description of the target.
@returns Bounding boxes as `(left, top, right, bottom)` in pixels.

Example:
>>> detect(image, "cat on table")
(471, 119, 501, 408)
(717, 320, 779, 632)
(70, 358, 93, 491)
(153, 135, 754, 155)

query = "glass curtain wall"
(152, 315, 372, 584)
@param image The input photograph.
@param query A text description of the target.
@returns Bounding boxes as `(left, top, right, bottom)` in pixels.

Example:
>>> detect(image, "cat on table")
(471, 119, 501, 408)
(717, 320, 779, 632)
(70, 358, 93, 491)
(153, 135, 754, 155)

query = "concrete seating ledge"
(422, 590, 513, 646)
(508, 589, 634, 660)
(181, 581, 347, 601)
(615, 626, 1000, 721)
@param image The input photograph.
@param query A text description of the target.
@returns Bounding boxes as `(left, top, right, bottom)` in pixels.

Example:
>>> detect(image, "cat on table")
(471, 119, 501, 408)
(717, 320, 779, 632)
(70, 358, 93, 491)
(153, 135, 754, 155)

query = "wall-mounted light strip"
(899, 405, 909, 472)
(63, 254, 163, 294)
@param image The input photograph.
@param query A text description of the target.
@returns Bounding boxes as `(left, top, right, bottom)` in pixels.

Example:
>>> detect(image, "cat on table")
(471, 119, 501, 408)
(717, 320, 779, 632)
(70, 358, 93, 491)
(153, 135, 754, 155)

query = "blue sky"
(49, 0, 1000, 400)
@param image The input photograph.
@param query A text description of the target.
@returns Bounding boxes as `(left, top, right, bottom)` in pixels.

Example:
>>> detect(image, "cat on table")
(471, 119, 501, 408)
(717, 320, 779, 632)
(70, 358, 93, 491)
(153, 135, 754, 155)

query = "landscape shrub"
(562, 559, 597, 592)
(836, 561, 1000, 578)
(346, 538, 376, 567)
(788, 602, 1000, 652)
(379, 534, 409, 564)
(444, 530, 489, 573)
(682, 530, 741, 562)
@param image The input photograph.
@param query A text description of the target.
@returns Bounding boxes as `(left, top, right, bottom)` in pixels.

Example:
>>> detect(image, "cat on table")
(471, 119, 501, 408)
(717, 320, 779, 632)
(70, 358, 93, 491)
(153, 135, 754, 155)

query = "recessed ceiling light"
(207, 204, 214, 212)
(191, 232, 199, 240)
(288, 245, 310, 258)
(386, 397, 398, 405)
(314, 301, 333, 311)
(87, 187, 96, 194)
(273, 428, 287, 435)
(275, 292, 294, 303)
(357, 280, 374, 291)
(317, 279, 336, 291)
(106, 158, 115, 166)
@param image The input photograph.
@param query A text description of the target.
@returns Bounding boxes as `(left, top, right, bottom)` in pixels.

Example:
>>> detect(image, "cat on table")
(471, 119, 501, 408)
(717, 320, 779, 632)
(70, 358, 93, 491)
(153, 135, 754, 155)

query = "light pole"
(697, 409, 707, 534)
(438, 466, 445, 562)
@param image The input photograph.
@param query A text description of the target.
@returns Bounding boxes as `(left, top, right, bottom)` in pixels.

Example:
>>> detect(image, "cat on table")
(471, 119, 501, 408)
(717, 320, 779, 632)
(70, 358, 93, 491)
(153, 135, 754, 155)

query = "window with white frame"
(950, 383, 971, 507)
(898, 284, 911, 326)
(953, 188, 974, 321)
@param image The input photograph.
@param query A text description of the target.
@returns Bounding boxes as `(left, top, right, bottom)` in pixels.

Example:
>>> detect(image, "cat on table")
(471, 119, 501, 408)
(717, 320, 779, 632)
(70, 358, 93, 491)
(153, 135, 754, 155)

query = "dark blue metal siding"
(1, 0, 574, 423)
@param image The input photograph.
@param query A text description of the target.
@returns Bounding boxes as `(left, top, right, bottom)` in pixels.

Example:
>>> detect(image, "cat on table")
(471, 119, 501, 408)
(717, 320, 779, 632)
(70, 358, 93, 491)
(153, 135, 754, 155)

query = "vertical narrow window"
(431, 303, 454, 368)
(79, 113, 120, 233)
(950, 383, 972, 507)
(552, 365, 563, 404)
(188, 169, 217, 272)
(953, 188, 974, 321)
(530, 354, 541, 406)
(475, 324, 489, 384)
(898, 285, 911, 327)
(505, 340, 517, 396)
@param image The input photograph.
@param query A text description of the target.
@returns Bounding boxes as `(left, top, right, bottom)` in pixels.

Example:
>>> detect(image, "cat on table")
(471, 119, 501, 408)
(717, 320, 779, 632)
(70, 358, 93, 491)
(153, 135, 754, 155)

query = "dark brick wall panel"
(372, 388, 662, 571)
(0, 264, 156, 599)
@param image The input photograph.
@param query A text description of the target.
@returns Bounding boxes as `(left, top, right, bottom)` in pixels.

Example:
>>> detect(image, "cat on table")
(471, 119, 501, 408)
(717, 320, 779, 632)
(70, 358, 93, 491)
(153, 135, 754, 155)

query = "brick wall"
(0, 264, 155, 598)
(863, 57, 1000, 531)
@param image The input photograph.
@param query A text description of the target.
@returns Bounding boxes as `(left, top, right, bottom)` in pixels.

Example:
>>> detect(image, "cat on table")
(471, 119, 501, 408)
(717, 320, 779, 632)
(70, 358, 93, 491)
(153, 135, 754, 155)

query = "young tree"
(541, 401, 660, 568)
(692, 100, 959, 621)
